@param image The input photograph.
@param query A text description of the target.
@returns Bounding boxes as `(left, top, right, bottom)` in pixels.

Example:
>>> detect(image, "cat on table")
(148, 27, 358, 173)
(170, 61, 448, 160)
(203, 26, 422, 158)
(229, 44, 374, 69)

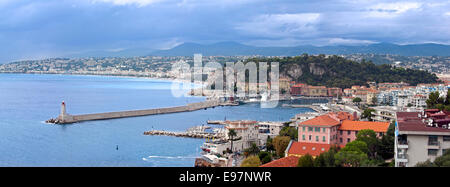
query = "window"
(443, 136, 450, 142)
(340, 138, 343, 143)
(316, 136, 319, 142)
(315, 127, 320, 132)
(323, 136, 326, 142)
(428, 135, 439, 146)
(443, 149, 450, 155)
(428, 149, 438, 156)
(302, 135, 305, 141)
(323, 128, 326, 133)
(309, 135, 312, 141)
(340, 131, 343, 135)
(302, 127, 306, 132)
(347, 131, 351, 135)
(308, 127, 313, 132)
(355, 131, 358, 135)
(347, 138, 350, 143)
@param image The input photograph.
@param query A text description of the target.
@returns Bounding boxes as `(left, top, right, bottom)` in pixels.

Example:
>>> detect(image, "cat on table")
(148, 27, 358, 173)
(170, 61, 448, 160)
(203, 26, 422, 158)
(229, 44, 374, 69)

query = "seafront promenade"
(47, 100, 226, 124)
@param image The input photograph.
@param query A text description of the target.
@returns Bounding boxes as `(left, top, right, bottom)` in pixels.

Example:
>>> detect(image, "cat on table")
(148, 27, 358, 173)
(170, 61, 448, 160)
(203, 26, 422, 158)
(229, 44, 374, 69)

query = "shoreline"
(0, 72, 206, 89)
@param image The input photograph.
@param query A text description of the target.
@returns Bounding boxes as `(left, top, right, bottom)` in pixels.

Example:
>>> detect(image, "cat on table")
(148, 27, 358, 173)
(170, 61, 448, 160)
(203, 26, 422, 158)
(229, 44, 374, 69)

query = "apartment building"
(395, 110, 450, 167)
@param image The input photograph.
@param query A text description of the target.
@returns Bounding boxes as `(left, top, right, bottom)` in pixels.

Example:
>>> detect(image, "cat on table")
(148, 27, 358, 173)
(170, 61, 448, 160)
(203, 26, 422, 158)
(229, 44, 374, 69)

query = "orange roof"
(288, 142, 332, 157)
(299, 112, 355, 127)
(339, 120, 390, 133)
(259, 156, 299, 167)
(333, 111, 356, 121)
(299, 114, 340, 126)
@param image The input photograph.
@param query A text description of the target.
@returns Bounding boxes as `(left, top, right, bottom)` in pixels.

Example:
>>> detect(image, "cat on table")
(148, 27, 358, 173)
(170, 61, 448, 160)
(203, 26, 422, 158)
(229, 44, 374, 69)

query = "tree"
(379, 121, 395, 159)
(266, 136, 274, 152)
(334, 150, 369, 167)
(279, 126, 298, 140)
(371, 97, 378, 105)
(241, 156, 261, 167)
(228, 129, 237, 153)
(244, 143, 260, 156)
(426, 91, 442, 109)
(361, 108, 376, 121)
(356, 129, 379, 159)
(258, 151, 272, 164)
(272, 136, 291, 158)
(353, 97, 362, 104)
(341, 140, 369, 154)
(297, 154, 314, 167)
(415, 160, 434, 167)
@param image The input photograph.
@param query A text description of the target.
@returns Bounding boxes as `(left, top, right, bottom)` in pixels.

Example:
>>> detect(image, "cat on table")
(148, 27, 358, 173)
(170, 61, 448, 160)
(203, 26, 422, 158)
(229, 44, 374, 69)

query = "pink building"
(337, 120, 390, 146)
(298, 112, 390, 147)
(298, 112, 356, 145)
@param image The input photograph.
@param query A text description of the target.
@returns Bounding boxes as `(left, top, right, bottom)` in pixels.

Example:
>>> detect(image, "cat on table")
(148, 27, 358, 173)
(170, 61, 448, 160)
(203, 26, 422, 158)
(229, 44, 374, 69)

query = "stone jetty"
(47, 100, 222, 124)
(143, 130, 223, 139)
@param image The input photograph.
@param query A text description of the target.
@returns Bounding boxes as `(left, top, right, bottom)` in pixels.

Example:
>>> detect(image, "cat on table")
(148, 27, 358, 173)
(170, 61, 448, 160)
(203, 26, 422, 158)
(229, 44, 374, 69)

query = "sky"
(0, 0, 449, 62)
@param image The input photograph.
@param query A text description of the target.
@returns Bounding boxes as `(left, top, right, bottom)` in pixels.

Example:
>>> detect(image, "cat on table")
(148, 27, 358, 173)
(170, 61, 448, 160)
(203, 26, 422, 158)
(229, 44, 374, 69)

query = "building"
(307, 86, 328, 97)
(285, 141, 332, 158)
(201, 120, 261, 155)
(297, 112, 389, 147)
(279, 78, 291, 94)
(297, 112, 356, 145)
(337, 120, 390, 146)
(395, 110, 450, 167)
(327, 87, 343, 97)
(290, 83, 307, 96)
(259, 156, 299, 167)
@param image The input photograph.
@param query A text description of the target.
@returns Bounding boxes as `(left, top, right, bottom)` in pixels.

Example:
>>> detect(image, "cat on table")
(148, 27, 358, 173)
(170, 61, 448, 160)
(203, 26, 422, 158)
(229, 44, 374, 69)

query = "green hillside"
(246, 54, 441, 89)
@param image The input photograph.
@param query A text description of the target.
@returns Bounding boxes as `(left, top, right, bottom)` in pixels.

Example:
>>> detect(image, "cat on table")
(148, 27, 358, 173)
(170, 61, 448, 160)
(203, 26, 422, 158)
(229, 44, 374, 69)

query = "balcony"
(428, 141, 440, 149)
(396, 154, 408, 163)
(397, 141, 409, 149)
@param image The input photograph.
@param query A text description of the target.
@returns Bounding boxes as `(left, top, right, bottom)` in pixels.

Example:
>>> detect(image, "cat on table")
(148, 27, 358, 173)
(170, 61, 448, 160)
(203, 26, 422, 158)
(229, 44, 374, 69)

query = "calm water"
(0, 73, 314, 166)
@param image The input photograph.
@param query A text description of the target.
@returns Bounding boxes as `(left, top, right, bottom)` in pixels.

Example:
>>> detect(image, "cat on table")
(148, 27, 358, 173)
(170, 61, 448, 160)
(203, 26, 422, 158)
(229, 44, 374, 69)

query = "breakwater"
(143, 130, 223, 139)
(47, 100, 223, 124)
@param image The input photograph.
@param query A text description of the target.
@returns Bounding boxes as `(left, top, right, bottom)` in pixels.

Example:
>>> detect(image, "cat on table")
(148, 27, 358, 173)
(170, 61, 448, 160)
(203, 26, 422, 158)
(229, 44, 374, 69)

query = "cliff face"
(249, 54, 441, 88)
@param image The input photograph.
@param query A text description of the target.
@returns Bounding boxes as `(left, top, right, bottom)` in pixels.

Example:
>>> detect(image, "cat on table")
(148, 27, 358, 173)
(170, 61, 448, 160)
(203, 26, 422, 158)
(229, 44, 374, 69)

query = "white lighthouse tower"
(58, 101, 73, 123)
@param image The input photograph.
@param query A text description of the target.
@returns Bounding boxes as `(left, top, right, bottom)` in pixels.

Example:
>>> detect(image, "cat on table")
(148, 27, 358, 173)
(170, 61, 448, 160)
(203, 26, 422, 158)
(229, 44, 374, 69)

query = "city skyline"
(1, 0, 450, 62)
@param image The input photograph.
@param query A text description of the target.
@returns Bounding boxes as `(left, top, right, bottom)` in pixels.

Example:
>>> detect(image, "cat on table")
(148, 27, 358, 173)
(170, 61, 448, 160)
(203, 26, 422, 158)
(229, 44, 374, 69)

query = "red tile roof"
(299, 114, 340, 127)
(339, 120, 390, 133)
(396, 111, 450, 133)
(259, 156, 299, 167)
(299, 112, 355, 127)
(288, 142, 332, 157)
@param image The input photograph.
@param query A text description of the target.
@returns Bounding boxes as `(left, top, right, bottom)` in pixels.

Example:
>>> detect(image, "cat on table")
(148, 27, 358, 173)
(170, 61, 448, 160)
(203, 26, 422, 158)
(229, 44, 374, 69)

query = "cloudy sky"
(0, 0, 449, 62)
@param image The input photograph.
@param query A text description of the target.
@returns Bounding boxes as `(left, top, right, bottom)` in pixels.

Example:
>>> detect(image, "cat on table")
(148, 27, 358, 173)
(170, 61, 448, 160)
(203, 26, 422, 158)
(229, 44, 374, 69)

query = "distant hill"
(150, 42, 450, 56)
(247, 55, 441, 89)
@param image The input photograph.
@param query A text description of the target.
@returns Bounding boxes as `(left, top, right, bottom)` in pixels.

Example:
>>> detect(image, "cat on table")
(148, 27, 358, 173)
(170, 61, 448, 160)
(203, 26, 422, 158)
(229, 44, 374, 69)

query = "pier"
(143, 130, 224, 139)
(281, 104, 323, 112)
(47, 100, 226, 124)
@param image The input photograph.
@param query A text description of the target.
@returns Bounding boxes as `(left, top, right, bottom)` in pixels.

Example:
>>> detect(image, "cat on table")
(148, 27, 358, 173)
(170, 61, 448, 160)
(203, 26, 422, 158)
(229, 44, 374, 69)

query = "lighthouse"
(61, 101, 67, 116)
(57, 101, 73, 123)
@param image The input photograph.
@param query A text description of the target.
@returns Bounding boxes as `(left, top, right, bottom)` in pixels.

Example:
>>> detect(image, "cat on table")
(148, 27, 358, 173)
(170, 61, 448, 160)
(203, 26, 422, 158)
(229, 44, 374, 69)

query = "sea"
(0, 73, 318, 166)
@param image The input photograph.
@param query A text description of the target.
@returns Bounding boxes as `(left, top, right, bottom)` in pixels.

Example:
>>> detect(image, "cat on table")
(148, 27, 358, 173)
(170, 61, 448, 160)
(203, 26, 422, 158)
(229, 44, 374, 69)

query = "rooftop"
(259, 156, 299, 167)
(339, 120, 390, 133)
(288, 142, 332, 157)
(397, 111, 450, 133)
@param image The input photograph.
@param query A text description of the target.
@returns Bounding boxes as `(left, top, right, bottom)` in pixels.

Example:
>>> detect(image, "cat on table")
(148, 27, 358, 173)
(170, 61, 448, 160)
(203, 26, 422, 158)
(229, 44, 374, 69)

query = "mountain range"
(150, 42, 450, 57)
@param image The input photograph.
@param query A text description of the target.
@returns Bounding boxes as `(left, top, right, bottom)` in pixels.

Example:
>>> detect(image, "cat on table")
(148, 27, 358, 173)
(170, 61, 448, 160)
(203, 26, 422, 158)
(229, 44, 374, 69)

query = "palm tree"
(228, 129, 237, 153)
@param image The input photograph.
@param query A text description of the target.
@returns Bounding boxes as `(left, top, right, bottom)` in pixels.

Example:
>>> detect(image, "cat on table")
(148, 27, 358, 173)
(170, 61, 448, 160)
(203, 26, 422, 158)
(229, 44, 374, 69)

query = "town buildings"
(395, 109, 450, 167)
(296, 112, 389, 146)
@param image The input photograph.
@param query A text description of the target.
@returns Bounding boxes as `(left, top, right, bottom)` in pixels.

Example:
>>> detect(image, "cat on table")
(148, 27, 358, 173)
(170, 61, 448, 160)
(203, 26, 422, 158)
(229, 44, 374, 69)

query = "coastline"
(0, 72, 206, 89)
